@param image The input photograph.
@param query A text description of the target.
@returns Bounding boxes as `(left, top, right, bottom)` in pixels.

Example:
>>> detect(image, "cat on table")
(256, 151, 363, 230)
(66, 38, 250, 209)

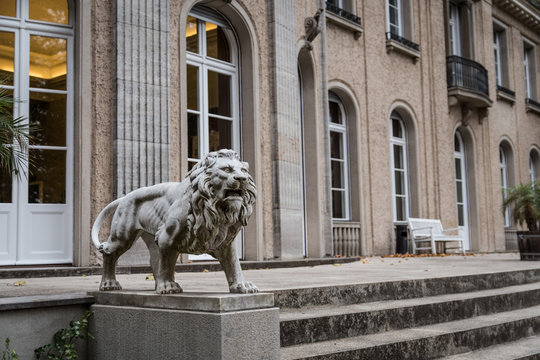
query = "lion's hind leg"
(99, 234, 135, 291)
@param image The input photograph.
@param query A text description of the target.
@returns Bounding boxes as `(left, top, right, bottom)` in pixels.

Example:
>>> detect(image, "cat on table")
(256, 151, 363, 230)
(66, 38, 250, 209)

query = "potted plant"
(502, 181, 540, 260)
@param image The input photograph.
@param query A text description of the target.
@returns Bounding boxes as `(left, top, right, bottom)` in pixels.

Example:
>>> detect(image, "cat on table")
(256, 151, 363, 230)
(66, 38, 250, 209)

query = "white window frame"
(523, 39, 535, 99)
(186, 10, 240, 166)
(500, 146, 510, 228)
(390, 112, 409, 223)
(530, 147, 540, 184)
(386, 0, 403, 36)
(0, 0, 75, 265)
(328, 92, 350, 221)
(449, 1, 461, 56)
(493, 28, 502, 87)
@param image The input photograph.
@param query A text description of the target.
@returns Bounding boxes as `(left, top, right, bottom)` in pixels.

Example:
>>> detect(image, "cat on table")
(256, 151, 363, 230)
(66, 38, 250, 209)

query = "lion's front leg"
(212, 244, 258, 294)
(155, 248, 183, 294)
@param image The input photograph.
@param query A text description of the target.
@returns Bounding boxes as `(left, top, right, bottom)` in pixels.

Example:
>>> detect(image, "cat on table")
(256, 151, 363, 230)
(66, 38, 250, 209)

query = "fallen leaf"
(332, 263, 342, 267)
(145, 275, 154, 281)
(13, 280, 26, 286)
(203, 269, 209, 273)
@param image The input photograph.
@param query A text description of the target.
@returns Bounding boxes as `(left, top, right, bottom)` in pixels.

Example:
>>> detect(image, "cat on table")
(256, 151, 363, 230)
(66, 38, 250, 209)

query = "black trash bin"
(395, 224, 408, 254)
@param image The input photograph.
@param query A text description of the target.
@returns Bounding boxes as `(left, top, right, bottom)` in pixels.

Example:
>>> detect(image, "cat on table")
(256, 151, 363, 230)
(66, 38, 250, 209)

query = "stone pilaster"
(269, 0, 304, 259)
(115, 0, 170, 197)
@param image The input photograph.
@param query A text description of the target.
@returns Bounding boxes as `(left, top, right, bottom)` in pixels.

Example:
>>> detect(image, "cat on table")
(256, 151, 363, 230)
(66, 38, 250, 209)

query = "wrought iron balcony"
(386, 32, 419, 52)
(526, 98, 540, 108)
(325, 2, 362, 26)
(497, 85, 515, 98)
(447, 55, 492, 107)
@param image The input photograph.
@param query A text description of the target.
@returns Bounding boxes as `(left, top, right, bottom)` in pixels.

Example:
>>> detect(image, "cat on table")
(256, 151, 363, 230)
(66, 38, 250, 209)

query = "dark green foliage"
(34, 311, 94, 360)
(1, 338, 18, 360)
(0, 86, 34, 177)
(502, 181, 540, 231)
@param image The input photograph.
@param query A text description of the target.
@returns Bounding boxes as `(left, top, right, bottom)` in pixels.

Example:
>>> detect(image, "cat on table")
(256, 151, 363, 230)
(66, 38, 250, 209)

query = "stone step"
(273, 268, 540, 309)
(280, 304, 540, 360)
(280, 282, 540, 346)
(439, 335, 540, 359)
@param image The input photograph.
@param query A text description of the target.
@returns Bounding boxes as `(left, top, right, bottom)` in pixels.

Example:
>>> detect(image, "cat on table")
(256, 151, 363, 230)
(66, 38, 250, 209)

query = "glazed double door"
(0, 26, 73, 265)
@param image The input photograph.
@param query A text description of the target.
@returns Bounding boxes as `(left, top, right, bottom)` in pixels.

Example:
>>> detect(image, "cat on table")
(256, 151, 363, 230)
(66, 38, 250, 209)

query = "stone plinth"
(88, 291, 279, 360)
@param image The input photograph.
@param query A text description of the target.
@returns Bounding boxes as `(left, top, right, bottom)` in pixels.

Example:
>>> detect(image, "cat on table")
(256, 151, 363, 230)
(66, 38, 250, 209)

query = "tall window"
(530, 149, 540, 183)
(328, 92, 350, 220)
(448, 1, 461, 56)
(390, 112, 409, 222)
(500, 146, 510, 227)
(0, 0, 74, 265)
(186, 9, 238, 170)
(387, 0, 402, 36)
(493, 22, 509, 88)
(523, 40, 537, 100)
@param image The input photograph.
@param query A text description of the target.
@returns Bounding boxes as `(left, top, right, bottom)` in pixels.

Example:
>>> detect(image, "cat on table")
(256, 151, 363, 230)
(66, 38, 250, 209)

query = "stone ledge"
(0, 292, 94, 311)
(91, 290, 274, 313)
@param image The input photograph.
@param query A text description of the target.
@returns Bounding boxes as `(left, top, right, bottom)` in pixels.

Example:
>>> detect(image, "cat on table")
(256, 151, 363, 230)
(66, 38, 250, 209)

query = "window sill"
(526, 98, 540, 115)
(326, 11, 363, 40)
(496, 86, 516, 105)
(385, 38, 420, 63)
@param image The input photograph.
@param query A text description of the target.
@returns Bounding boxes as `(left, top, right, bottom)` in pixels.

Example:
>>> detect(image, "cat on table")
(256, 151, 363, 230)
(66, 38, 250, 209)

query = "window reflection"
(29, 0, 69, 25)
(209, 117, 231, 151)
(187, 65, 198, 110)
(0, 0, 16, 18)
(28, 149, 66, 204)
(206, 22, 230, 62)
(207, 71, 230, 117)
(186, 16, 199, 54)
(29, 92, 66, 146)
(188, 113, 199, 159)
(30, 35, 67, 90)
(0, 168, 12, 203)
(0, 32, 15, 85)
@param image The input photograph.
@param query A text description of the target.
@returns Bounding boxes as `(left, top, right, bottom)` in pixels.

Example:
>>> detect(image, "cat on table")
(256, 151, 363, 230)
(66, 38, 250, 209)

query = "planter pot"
(517, 231, 540, 260)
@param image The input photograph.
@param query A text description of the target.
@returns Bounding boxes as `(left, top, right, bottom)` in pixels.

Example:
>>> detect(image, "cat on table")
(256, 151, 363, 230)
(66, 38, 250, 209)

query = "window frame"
(523, 38, 537, 101)
(386, 0, 403, 37)
(499, 146, 510, 228)
(389, 112, 410, 223)
(448, 1, 461, 56)
(186, 9, 240, 169)
(328, 91, 351, 221)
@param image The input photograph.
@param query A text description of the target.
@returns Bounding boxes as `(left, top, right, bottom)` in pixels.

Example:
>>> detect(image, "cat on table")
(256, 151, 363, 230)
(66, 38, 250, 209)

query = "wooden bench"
(407, 218, 465, 255)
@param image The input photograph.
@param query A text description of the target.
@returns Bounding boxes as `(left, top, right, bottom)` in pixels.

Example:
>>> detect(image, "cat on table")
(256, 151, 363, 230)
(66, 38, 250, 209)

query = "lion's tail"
(91, 198, 122, 253)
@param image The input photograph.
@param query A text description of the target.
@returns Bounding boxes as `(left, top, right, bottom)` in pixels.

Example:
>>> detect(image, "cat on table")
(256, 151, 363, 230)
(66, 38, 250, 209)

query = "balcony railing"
(446, 55, 489, 98)
(386, 32, 419, 52)
(497, 85, 515, 98)
(526, 98, 540, 108)
(325, 2, 362, 26)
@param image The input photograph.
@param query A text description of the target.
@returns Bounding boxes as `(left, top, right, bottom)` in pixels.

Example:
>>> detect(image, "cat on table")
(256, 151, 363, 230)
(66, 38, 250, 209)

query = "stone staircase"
(275, 269, 540, 359)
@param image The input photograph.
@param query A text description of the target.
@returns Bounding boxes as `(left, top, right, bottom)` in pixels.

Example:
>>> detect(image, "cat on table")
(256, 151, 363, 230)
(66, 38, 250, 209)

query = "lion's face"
(208, 157, 252, 205)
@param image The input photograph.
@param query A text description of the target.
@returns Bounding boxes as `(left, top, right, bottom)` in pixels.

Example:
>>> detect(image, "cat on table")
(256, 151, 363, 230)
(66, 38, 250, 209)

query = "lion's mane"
(185, 150, 256, 251)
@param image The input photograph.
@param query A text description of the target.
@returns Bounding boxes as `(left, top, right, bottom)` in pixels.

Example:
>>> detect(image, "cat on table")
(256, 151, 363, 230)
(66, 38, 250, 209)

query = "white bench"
(407, 218, 465, 255)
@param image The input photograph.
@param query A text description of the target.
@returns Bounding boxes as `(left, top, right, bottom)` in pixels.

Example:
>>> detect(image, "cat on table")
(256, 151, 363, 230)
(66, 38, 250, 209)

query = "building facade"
(0, 0, 539, 266)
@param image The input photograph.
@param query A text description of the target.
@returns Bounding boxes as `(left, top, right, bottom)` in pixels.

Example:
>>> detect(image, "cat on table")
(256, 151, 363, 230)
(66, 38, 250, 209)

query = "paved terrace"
(1, 253, 539, 298)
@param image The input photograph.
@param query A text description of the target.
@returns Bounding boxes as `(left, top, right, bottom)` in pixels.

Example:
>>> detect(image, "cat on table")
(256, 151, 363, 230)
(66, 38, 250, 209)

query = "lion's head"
(186, 149, 256, 245)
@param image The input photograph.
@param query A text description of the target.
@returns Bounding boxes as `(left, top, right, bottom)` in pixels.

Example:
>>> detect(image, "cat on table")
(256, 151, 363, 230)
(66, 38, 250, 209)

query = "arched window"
(530, 148, 540, 183)
(390, 111, 409, 222)
(500, 145, 510, 227)
(328, 91, 350, 220)
(186, 6, 239, 170)
(454, 131, 470, 249)
(0, 0, 73, 265)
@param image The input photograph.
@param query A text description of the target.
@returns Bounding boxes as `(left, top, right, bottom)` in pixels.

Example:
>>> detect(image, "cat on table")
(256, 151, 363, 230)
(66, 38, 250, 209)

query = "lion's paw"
(156, 281, 183, 294)
(100, 279, 122, 291)
(230, 281, 259, 294)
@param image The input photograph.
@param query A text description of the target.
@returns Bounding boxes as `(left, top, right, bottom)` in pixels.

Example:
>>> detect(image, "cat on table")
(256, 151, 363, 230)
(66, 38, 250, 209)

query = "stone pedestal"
(88, 291, 279, 360)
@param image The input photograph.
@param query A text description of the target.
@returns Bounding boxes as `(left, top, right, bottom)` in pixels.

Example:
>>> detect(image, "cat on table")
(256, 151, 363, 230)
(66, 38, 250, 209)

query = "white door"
(454, 132, 470, 250)
(0, 1, 73, 265)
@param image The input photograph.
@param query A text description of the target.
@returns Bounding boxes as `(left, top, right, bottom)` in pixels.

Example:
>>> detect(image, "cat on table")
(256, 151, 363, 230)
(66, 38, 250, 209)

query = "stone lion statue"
(91, 149, 258, 294)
